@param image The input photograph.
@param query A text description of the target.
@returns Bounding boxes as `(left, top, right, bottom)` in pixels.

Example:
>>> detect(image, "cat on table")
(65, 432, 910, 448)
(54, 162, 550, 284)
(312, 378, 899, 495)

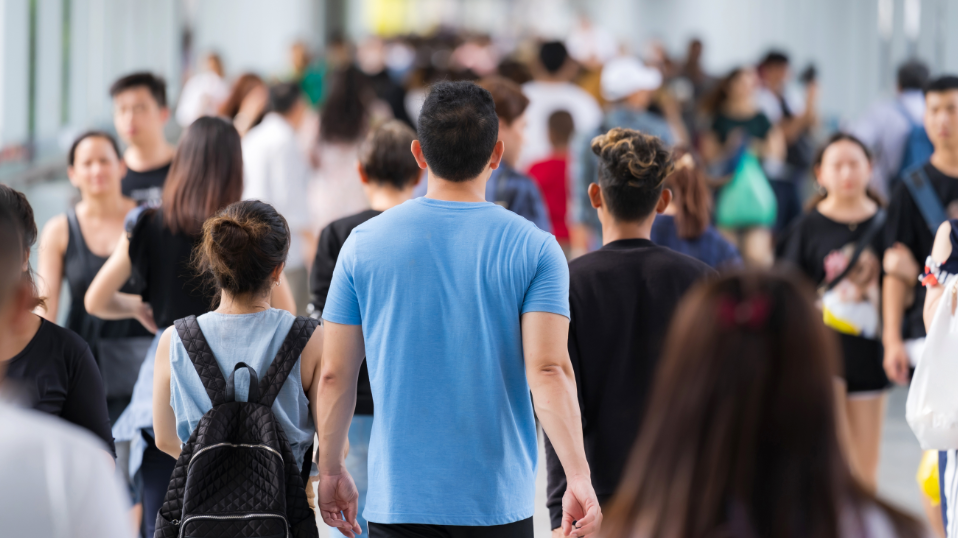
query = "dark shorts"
(368, 517, 533, 538)
(838, 333, 890, 394)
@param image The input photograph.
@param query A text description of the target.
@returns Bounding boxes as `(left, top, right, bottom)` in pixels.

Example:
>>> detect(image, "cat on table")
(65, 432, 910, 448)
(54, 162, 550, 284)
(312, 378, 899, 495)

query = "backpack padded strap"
(174, 315, 228, 407)
(903, 165, 947, 234)
(258, 316, 319, 408)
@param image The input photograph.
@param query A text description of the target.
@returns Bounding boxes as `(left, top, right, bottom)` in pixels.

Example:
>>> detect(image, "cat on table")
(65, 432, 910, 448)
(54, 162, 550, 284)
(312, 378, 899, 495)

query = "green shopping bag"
(715, 150, 778, 228)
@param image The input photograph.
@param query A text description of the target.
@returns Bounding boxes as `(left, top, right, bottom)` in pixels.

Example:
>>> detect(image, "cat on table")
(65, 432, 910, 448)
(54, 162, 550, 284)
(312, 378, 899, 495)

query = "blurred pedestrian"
(544, 128, 713, 534)
(36, 132, 152, 423)
(852, 60, 932, 198)
(243, 83, 314, 314)
(518, 41, 601, 170)
(601, 270, 922, 538)
(776, 134, 889, 491)
(175, 52, 229, 127)
(651, 148, 742, 269)
(218, 73, 269, 136)
(528, 110, 575, 252)
(0, 185, 115, 455)
(110, 72, 176, 207)
(882, 76, 958, 387)
(0, 202, 132, 538)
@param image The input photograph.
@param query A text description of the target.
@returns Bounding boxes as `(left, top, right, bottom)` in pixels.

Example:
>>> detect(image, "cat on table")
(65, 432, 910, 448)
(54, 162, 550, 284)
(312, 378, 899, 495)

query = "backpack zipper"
(177, 513, 289, 538)
(187, 442, 283, 473)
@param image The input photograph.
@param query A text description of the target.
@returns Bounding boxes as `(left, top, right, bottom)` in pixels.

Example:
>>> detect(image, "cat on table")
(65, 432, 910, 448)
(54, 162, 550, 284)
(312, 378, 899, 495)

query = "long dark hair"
(162, 116, 244, 235)
(0, 184, 43, 309)
(805, 132, 885, 210)
(602, 270, 921, 538)
(320, 65, 372, 143)
(218, 73, 265, 120)
(701, 67, 744, 115)
(665, 147, 712, 239)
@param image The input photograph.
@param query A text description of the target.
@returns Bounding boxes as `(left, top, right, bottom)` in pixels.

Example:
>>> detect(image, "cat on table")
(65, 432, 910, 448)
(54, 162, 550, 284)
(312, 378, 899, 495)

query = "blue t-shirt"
(323, 197, 570, 526)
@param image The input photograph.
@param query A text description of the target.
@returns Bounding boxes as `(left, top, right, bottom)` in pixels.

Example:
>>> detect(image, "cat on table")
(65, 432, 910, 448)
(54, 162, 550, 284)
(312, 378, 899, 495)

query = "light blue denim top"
(169, 308, 315, 470)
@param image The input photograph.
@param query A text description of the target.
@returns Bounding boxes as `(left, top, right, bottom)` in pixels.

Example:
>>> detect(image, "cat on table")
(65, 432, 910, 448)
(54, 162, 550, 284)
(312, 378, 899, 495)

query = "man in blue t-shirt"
(316, 81, 601, 538)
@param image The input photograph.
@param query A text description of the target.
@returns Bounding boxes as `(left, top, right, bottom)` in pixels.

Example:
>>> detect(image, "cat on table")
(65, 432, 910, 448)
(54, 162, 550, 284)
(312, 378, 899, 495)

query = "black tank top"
(63, 210, 151, 353)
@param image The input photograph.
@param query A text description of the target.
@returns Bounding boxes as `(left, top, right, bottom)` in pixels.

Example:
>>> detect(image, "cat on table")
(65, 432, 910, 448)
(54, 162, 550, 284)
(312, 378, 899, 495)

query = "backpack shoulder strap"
(258, 316, 320, 408)
(902, 164, 948, 234)
(173, 315, 228, 407)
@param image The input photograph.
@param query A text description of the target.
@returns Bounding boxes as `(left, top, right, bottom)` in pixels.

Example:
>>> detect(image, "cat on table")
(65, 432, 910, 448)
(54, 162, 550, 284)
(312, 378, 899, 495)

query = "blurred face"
(499, 113, 527, 167)
(113, 87, 168, 147)
(68, 137, 126, 197)
(816, 140, 872, 200)
(925, 90, 958, 150)
(729, 69, 758, 102)
(761, 63, 789, 92)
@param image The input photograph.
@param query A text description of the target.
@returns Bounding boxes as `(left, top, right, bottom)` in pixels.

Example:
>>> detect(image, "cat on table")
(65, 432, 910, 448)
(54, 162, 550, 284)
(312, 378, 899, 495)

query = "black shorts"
(368, 517, 533, 538)
(838, 332, 890, 394)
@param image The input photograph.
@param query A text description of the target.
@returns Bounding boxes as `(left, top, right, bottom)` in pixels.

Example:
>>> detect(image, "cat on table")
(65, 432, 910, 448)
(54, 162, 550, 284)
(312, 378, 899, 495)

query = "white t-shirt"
(242, 113, 313, 269)
(0, 400, 132, 538)
(175, 71, 229, 127)
(518, 81, 602, 171)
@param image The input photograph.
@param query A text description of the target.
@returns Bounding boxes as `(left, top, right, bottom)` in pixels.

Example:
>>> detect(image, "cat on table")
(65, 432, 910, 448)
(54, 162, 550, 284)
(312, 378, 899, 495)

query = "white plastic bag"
(907, 275, 958, 449)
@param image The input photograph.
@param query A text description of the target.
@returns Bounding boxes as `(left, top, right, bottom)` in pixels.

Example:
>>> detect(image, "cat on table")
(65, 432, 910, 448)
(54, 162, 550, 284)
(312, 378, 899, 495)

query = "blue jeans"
(330, 415, 373, 537)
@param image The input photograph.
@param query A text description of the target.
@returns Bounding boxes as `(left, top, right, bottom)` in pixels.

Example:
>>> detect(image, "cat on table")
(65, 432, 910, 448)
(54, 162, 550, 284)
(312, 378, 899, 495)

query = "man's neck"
(931, 148, 958, 177)
(600, 215, 655, 245)
(367, 186, 414, 212)
(125, 138, 174, 172)
(425, 171, 489, 203)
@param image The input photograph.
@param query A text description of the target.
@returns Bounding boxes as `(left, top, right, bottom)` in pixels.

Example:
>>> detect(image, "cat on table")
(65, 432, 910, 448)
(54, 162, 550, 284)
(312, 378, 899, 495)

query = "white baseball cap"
(600, 56, 663, 102)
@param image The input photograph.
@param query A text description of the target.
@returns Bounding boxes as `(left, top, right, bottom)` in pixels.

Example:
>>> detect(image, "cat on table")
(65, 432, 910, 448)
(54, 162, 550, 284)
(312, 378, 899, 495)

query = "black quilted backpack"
(154, 315, 320, 538)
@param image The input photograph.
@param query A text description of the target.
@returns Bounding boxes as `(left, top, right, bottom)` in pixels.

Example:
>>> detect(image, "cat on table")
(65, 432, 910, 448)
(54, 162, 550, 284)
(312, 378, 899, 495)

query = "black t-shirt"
(711, 112, 772, 144)
(129, 208, 213, 328)
(4, 318, 116, 455)
(309, 209, 381, 415)
(544, 239, 714, 528)
(776, 209, 889, 392)
(884, 163, 958, 339)
(122, 162, 170, 207)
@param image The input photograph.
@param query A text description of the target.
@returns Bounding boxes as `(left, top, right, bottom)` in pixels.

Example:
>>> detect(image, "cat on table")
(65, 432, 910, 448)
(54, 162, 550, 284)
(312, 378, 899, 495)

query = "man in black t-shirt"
(544, 128, 714, 532)
(307, 120, 420, 537)
(110, 72, 175, 207)
(883, 75, 958, 385)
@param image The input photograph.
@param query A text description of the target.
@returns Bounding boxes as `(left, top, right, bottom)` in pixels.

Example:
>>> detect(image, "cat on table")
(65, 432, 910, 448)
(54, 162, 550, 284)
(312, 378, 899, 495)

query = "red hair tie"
(717, 295, 772, 331)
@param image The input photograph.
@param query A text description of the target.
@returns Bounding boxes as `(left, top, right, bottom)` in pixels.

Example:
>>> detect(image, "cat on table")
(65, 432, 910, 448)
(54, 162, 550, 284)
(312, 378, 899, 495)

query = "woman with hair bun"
(151, 199, 323, 509)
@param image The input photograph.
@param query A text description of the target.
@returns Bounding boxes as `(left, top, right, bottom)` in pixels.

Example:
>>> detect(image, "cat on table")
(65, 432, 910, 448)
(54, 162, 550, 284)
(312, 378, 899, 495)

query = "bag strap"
(258, 316, 320, 408)
(903, 165, 947, 234)
(174, 315, 228, 407)
(824, 209, 887, 292)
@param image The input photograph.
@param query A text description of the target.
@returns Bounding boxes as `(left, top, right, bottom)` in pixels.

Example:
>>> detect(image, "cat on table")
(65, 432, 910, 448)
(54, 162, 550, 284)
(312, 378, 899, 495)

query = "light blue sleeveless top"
(169, 308, 315, 471)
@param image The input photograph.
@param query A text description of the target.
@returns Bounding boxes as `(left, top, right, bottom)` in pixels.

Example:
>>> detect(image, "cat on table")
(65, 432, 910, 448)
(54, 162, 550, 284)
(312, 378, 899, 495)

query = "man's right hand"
(560, 476, 602, 537)
(318, 470, 362, 537)
(883, 338, 911, 385)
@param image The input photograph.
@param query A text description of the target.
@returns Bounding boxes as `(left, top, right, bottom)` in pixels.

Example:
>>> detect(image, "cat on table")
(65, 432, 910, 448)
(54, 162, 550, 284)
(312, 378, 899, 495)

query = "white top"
(175, 71, 229, 127)
(0, 400, 132, 538)
(242, 113, 313, 269)
(518, 81, 602, 171)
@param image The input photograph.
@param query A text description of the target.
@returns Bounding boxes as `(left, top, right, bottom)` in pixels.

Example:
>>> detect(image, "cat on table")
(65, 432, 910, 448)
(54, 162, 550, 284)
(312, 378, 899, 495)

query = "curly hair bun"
(194, 200, 290, 301)
(590, 128, 674, 222)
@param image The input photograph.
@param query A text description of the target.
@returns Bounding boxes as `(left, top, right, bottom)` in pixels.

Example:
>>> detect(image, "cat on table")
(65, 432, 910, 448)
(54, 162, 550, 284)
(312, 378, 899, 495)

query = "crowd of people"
(2, 25, 958, 538)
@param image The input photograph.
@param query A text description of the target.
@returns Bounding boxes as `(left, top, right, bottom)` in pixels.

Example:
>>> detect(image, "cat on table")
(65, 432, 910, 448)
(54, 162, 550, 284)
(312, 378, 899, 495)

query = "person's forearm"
(86, 291, 144, 320)
(883, 275, 908, 345)
(925, 285, 946, 332)
(528, 365, 589, 479)
(315, 370, 358, 473)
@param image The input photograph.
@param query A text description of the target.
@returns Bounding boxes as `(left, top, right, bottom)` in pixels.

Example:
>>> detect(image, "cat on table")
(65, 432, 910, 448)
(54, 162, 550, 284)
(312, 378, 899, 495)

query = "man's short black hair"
(539, 41, 569, 74)
(269, 82, 302, 114)
(109, 72, 167, 108)
(759, 50, 790, 69)
(417, 81, 499, 182)
(898, 60, 930, 91)
(925, 75, 958, 96)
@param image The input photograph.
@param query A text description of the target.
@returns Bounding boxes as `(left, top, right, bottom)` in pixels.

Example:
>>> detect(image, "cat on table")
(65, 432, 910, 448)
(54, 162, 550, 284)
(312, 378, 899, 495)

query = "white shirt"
(175, 71, 229, 127)
(242, 113, 312, 269)
(517, 81, 603, 171)
(756, 85, 806, 126)
(0, 400, 132, 538)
